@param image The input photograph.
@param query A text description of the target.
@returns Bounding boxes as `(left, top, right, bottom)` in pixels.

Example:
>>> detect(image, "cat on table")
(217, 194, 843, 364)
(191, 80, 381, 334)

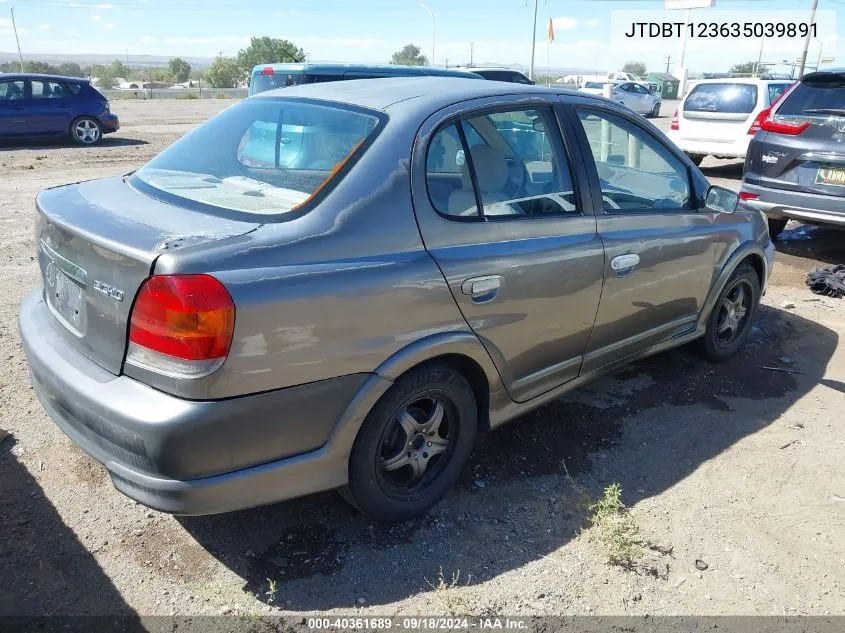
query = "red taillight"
(670, 109, 679, 131)
(127, 275, 234, 376)
(748, 108, 770, 135)
(760, 117, 812, 135)
(262, 67, 274, 75)
(738, 192, 759, 201)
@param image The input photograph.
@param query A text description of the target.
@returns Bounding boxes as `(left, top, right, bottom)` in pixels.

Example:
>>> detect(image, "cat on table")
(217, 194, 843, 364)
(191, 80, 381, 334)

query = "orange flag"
(548, 18, 555, 43)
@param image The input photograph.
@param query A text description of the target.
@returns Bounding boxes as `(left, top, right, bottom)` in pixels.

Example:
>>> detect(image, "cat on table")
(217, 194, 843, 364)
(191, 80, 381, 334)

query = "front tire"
(700, 264, 760, 362)
(648, 104, 660, 118)
(71, 117, 103, 146)
(345, 364, 477, 522)
(768, 218, 788, 240)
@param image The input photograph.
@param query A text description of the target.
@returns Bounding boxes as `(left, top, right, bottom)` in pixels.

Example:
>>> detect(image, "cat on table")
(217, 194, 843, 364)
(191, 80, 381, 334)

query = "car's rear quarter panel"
(142, 115, 471, 400)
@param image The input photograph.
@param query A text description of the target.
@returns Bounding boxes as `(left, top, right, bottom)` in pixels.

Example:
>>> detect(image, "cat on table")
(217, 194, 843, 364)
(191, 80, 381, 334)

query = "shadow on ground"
(178, 305, 837, 611)
(0, 137, 147, 151)
(0, 435, 141, 624)
(774, 223, 845, 269)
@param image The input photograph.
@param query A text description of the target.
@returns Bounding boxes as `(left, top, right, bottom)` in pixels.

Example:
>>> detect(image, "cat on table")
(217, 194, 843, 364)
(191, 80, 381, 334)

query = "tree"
(109, 59, 129, 80)
(236, 36, 304, 78)
(729, 61, 758, 76)
(24, 61, 58, 74)
(204, 56, 241, 88)
(390, 43, 428, 66)
(621, 61, 647, 77)
(168, 57, 192, 83)
(57, 62, 83, 77)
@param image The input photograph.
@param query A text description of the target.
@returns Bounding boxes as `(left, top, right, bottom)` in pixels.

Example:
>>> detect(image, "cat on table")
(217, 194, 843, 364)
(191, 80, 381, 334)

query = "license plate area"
(815, 166, 845, 187)
(48, 271, 86, 334)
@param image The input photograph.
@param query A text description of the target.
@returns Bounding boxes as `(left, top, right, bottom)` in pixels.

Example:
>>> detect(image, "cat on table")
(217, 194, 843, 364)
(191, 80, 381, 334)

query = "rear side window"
(31, 80, 71, 99)
(131, 98, 384, 217)
(426, 107, 579, 219)
(684, 83, 757, 114)
(767, 83, 791, 105)
(777, 76, 845, 117)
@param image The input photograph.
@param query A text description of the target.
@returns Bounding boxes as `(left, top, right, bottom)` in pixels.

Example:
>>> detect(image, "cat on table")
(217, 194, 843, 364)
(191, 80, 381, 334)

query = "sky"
(0, 0, 840, 74)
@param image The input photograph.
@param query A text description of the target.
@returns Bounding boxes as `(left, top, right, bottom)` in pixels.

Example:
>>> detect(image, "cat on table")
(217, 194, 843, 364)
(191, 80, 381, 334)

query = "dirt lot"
(1, 99, 844, 619)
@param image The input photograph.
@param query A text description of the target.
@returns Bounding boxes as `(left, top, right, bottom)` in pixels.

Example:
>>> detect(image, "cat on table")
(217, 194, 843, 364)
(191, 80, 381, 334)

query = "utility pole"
(528, 0, 538, 81)
(797, 0, 819, 78)
(664, 55, 672, 73)
(754, 36, 765, 77)
(10, 8, 24, 72)
(469, 42, 475, 66)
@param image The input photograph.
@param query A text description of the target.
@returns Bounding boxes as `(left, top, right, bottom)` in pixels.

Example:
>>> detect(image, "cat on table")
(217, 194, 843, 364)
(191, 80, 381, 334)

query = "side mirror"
(705, 185, 738, 214)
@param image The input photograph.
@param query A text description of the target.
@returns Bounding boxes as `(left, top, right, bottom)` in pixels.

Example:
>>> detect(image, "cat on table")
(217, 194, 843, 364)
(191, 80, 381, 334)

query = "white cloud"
(586, 18, 600, 28)
(552, 16, 577, 31)
(163, 35, 249, 45)
(104, 22, 116, 29)
(97, 3, 114, 7)
(90, 15, 102, 22)
(38, 24, 52, 30)
(139, 35, 156, 43)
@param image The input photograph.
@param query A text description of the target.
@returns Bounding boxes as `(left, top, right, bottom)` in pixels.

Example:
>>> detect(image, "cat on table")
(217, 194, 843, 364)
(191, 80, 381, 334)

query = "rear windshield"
(130, 98, 384, 217)
(584, 82, 604, 89)
(250, 72, 309, 94)
(684, 83, 758, 114)
(777, 76, 845, 117)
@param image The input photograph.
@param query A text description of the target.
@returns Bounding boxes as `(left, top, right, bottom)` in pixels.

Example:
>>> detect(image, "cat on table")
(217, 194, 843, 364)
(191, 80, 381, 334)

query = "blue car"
(0, 74, 119, 145)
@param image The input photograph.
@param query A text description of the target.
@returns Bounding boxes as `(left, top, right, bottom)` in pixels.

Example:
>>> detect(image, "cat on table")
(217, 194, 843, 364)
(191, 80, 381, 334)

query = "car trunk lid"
(35, 176, 260, 374)
(679, 82, 759, 143)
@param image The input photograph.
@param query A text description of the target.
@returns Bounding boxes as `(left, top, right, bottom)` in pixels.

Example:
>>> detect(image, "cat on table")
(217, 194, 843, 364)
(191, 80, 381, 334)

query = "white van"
(666, 78, 793, 165)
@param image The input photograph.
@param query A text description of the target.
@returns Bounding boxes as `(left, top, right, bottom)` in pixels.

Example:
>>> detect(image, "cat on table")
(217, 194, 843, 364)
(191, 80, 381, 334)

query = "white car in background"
(578, 81, 662, 118)
(666, 78, 793, 165)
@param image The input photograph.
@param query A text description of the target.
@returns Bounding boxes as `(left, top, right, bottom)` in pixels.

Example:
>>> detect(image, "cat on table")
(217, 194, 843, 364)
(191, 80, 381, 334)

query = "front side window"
(0, 80, 25, 101)
(576, 109, 690, 212)
(131, 98, 383, 217)
(425, 106, 578, 219)
(31, 81, 70, 99)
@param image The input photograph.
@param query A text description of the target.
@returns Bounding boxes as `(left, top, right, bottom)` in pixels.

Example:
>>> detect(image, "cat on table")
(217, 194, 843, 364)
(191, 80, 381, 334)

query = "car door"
(629, 83, 653, 114)
(412, 96, 605, 402)
(566, 100, 718, 373)
(27, 80, 73, 135)
(615, 83, 636, 109)
(0, 79, 28, 136)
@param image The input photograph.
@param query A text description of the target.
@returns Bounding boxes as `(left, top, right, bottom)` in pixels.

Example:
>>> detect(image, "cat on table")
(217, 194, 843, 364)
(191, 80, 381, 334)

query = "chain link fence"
(100, 88, 248, 100)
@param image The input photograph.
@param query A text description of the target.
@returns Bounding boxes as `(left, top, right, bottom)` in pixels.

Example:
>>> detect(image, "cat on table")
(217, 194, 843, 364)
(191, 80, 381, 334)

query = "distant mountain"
(0, 51, 215, 69)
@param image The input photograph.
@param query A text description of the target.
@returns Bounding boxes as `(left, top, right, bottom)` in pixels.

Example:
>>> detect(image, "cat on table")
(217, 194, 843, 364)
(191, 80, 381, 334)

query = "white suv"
(667, 78, 793, 165)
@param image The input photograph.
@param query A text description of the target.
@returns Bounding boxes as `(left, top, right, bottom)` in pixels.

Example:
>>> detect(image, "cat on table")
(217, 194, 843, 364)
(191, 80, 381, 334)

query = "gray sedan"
(579, 81, 662, 117)
(20, 78, 774, 521)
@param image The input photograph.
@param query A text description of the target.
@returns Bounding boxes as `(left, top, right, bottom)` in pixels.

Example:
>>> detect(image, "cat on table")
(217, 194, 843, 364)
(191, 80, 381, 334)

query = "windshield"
(684, 83, 757, 114)
(131, 98, 383, 217)
(250, 72, 309, 95)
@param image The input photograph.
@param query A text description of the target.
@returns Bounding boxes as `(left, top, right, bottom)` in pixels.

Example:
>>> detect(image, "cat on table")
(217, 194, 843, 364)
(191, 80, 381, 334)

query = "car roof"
(254, 76, 579, 112)
(692, 77, 791, 84)
(249, 63, 481, 79)
(454, 67, 526, 73)
(0, 73, 89, 83)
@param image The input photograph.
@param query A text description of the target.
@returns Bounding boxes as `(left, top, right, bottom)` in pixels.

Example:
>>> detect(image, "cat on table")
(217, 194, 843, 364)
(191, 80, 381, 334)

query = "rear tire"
(699, 264, 760, 362)
(768, 218, 788, 240)
(345, 364, 477, 522)
(686, 153, 705, 166)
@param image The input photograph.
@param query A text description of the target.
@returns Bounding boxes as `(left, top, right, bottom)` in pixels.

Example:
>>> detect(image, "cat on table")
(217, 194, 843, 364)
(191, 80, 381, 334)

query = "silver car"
(579, 81, 662, 117)
(20, 78, 775, 521)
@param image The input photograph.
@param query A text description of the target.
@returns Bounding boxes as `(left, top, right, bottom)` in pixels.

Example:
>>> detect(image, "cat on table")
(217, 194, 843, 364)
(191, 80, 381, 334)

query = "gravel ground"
(1, 99, 844, 619)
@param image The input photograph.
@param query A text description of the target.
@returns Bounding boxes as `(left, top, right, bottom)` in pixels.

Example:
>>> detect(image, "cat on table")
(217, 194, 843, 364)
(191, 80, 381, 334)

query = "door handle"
(460, 275, 503, 303)
(611, 254, 640, 277)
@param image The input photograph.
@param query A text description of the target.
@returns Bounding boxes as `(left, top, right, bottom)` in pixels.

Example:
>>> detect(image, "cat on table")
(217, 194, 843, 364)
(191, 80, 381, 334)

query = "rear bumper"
(19, 290, 379, 515)
(100, 113, 120, 134)
(741, 182, 845, 227)
(666, 132, 751, 159)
